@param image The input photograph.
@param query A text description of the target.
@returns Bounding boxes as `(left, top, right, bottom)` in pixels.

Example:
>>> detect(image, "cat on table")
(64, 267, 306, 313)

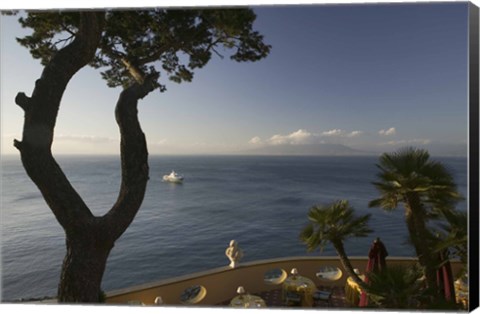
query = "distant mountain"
(245, 143, 370, 156)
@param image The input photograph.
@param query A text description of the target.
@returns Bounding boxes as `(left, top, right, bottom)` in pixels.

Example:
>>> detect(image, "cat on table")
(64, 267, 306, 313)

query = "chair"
(313, 290, 332, 306)
(284, 291, 302, 306)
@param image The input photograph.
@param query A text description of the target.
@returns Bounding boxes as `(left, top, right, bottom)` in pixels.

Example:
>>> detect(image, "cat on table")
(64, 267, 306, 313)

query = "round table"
(230, 294, 267, 308)
(454, 278, 468, 309)
(344, 275, 365, 306)
(282, 275, 316, 307)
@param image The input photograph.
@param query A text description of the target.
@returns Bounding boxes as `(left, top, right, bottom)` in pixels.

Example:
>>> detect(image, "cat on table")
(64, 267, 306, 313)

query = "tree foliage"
(300, 200, 372, 253)
(16, 9, 271, 90)
(368, 147, 463, 300)
(300, 200, 372, 288)
(435, 207, 468, 270)
(369, 147, 462, 214)
(10, 8, 270, 302)
(365, 264, 424, 309)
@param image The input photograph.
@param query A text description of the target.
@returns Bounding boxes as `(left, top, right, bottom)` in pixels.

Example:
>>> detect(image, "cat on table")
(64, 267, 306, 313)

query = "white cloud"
(151, 139, 168, 146)
(321, 129, 363, 138)
(379, 127, 396, 136)
(55, 134, 118, 143)
(248, 136, 263, 145)
(380, 138, 431, 146)
(249, 128, 365, 147)
(268, 129, 313, 145)
(322, 129, 345, 136)
(346, 130, 363, 137)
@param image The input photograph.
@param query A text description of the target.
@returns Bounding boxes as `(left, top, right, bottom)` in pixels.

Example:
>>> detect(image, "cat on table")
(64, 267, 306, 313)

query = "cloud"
(379, 127, 396, 136)
(248, 136, 263, 145)
(321, 129, 363, 138)
(55, 134, 118, 143)
(248, 129, 314, 146)
(1, 133, 118, 144)
(346, 130, 363, 137)
(322, 129, 345, 136)
(380, 138, 431, 146)
(249, 128, 365, 146)
(151, 139, 168, 146)
(268, 129, 313, 145)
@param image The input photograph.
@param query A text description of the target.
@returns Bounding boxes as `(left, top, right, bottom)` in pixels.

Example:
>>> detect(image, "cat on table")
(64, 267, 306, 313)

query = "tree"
(435, 207, 468, 275)
(364, 264, 425, 309)
(366, 264, 461, 310)
(11, 9, 270, 302)
(300, 200, 372, 289)
(368, 147, 462, 297)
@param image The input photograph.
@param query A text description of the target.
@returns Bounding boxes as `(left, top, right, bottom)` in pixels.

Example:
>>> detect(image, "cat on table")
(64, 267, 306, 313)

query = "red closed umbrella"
(359, 237, 388, 307)
(437, 250, 455, 303)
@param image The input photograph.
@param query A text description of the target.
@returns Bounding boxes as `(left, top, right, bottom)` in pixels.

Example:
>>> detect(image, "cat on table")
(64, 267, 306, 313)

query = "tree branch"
(121, 58, 145, 84)
(52, 34, 75, 49)
(15, 92, 31, 111)
(211, 47, 224, 59)
(16, 12, 105, 233)
(102, 75, 156, 241)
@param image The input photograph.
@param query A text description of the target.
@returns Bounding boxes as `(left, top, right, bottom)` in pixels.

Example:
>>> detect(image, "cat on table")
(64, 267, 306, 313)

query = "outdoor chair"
(313, 290, 332, 306)
(284, 291, 302, 306)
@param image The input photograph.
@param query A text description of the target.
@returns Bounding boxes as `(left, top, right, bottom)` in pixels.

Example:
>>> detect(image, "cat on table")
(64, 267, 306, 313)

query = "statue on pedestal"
(225, 239, 243, 268)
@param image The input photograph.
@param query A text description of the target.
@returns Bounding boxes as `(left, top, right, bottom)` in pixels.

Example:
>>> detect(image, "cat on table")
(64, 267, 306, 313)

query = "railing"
(105, 256, 464, 306)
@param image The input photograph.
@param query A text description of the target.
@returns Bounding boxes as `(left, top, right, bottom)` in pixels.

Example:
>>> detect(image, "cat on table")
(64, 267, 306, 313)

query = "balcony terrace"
(105, 256, 464, 308)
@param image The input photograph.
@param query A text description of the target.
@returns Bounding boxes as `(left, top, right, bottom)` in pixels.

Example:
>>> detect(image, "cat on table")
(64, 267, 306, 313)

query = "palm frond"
(300, 200, 372, 254)
(369, 196, 398, 210)
(366, 264, 425, 309)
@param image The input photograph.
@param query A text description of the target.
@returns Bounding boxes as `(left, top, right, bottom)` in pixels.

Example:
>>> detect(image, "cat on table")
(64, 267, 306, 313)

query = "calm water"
(0, 155, 467, 301)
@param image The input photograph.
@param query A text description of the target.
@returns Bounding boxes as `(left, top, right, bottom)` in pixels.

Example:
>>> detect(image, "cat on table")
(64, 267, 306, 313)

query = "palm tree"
(365, 264, 425, 309)
(300, 200, 372, 288)
(365, 263, 459, 310)
(368, 147, 462, 295)
(435, 208, 468, 275)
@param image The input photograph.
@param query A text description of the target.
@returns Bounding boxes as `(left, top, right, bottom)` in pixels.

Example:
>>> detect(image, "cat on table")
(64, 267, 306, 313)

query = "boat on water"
(163, 170, 184, 183)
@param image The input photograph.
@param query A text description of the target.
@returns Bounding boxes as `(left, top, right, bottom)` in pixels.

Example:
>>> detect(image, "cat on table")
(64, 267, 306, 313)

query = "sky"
(0, 1, 471, 156)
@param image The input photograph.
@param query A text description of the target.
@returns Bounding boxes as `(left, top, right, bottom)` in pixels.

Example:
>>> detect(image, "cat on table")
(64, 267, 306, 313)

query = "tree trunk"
(404, 193, 440, 297)
(55, 76, 152, 302)
(13, 12, 153, 303)
(58, 222, 114, 302)
(332, 240, 367, 290)
(14, 12, 105, 232)
(101, 75, 154, 241)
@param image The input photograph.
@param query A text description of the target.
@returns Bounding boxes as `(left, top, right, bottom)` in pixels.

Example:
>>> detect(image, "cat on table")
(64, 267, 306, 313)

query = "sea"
(0, 155, 468, 301)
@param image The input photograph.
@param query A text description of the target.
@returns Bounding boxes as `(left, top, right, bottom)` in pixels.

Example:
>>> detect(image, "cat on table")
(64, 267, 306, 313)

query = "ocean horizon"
(0, 154, 468, 301)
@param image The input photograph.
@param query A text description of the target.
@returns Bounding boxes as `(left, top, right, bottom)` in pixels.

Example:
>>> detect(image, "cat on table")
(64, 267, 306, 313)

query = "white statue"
(225, 240, 243, 268)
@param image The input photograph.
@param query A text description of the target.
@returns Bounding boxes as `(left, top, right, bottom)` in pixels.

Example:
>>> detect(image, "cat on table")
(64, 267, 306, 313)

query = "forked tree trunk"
(14, 12, 152, 303)
(58, 226, 114, 302)
(54, 78, 151, 302)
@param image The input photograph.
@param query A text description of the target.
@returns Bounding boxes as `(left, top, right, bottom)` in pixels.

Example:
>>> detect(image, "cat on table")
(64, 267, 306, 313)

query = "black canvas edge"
(468, 1, 479, 312)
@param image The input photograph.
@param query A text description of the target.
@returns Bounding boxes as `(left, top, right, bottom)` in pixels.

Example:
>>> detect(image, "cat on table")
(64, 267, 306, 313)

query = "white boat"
(163, 170, 184, 183)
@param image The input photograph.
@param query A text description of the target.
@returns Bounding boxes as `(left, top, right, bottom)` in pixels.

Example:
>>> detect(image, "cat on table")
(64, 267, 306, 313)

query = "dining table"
(454, 277, 468, 309)
(344, 275, 365, 306)
(282, 273, 316, 307)
(230, 294, 267, 308)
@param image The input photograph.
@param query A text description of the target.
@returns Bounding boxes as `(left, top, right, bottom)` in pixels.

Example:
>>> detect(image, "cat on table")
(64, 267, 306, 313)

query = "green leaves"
(365, 264, 426, 309)
(96, 8, 270, 89)
(434, 208, 468, 269)
(300, 200, 372, 253)
(369, 146, 466, 299)
(16, 12, 80, 65)
(14, 8, 271, 91)
(369, 147, 462, 213)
